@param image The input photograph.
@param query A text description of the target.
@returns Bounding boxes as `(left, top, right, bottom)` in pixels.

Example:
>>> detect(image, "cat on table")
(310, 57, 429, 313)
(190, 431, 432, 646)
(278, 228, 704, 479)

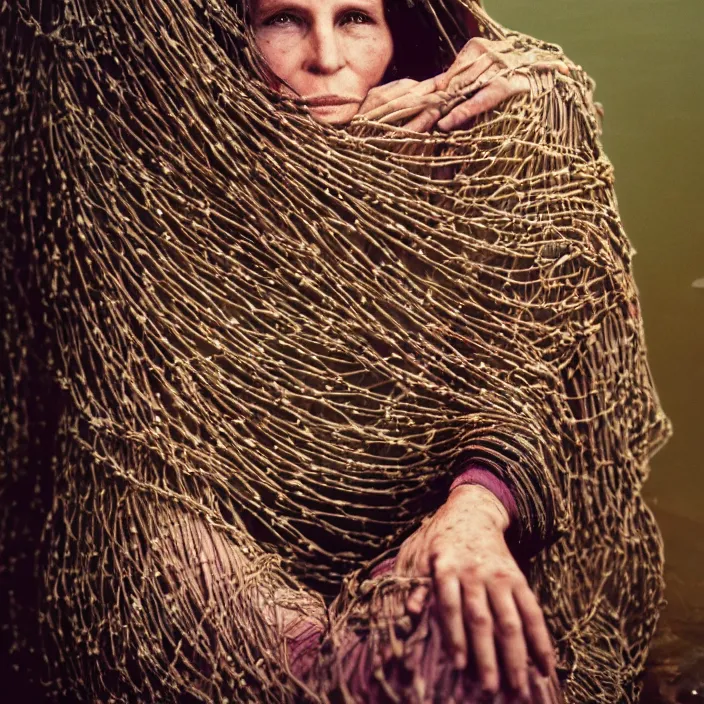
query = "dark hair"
(382, 0, 470, 83)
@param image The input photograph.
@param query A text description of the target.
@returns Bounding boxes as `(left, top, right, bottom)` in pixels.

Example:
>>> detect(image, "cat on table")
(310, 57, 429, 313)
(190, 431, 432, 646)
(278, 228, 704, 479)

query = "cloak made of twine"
(0, 0, 671, 701)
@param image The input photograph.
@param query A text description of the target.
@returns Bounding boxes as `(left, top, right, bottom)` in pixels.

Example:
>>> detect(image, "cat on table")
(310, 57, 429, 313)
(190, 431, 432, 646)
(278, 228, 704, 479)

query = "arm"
(449, 462, 519, 527)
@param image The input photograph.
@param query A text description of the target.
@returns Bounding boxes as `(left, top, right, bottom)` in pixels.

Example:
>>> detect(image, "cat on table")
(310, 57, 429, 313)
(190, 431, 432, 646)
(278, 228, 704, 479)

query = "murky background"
(485, 0, 704, 699)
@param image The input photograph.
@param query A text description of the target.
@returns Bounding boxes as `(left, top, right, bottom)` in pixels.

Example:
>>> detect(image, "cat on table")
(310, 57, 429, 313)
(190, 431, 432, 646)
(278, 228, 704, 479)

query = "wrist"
(447, 483, 511, 533)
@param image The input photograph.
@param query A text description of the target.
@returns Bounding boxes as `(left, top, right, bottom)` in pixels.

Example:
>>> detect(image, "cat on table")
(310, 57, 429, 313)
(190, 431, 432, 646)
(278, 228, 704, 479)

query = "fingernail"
(454, 653, 466, 670)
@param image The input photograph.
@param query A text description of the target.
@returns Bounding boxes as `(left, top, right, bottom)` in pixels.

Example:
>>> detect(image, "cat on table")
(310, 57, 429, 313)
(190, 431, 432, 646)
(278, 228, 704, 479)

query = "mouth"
(305, 95, 360, 108)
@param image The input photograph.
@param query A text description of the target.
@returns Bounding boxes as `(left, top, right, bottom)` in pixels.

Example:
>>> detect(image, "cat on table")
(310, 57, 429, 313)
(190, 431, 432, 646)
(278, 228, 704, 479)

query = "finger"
(488, 582, 530, 701)
(377, 99, 433, 125)
(514, 583, 556, 678)
(358, 78, 419, 113)
(415, 71, 448, 95)
(445, 52, 497, 95)
(529, 670, 553, 704)
(406, 584, 430, 614)
(402, 104, 443, 133)
(462, 586, 499, 695)
(437, 76, 526, 132)
(362, 80, 444, 122)
(442, 36, 493, 88)
(519, 58, 570, 76)
(359, 75, 442, 117)
(377, 93, 448, 126)
(535, 59, 569, 76)
(433, 567, 468, 669)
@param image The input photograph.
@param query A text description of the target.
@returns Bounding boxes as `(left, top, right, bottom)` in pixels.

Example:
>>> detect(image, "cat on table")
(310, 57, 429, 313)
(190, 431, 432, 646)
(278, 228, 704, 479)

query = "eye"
(340, 11, 373, 26)
(263, 12, 302, 27)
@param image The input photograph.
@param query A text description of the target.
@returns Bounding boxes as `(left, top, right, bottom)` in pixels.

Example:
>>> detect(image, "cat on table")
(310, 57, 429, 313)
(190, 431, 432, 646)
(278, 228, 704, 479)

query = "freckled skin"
(251, 0, 393, 124)
(250, 4, 566, 693)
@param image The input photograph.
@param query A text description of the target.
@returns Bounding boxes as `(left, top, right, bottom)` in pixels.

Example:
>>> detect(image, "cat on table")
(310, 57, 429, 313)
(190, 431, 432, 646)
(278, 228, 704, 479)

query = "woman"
(248, 0, 566, 698)
(0, 0, 670, 702)
(252, 0, 567, 133)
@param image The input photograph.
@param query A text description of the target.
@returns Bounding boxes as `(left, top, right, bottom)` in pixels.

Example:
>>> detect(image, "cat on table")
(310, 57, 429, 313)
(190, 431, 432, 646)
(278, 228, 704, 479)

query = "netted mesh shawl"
(0, 0, 671, 701)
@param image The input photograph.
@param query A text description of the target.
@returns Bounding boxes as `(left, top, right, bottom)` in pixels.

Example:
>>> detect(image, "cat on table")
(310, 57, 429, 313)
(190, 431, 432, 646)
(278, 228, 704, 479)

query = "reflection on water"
(484, 0, 704, 699)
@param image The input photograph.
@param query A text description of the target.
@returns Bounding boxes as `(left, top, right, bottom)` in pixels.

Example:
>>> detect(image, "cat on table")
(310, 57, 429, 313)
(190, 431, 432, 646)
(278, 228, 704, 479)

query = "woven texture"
(0, 0, 671, 701)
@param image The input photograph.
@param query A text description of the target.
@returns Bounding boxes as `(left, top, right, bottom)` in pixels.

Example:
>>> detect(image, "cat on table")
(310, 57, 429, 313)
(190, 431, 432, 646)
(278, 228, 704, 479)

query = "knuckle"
(490, 568, 512, 582)
(435, 561, 458, 579)
(461, 562, 481, 579)
(429, 551, 455, 576)
(496, 618, 521, 637)
(467, 611, 492, 629)
(512, 572, 529, 587)
(522, 610, 543, 628)
(427, 539, 443, 559)
(512, 570, 528, 592)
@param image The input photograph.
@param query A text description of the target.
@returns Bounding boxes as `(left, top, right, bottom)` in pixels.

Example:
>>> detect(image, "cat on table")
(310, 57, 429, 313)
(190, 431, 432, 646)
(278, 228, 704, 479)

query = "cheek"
(256, 36, 298, 84)
(352, 34, 393, 92)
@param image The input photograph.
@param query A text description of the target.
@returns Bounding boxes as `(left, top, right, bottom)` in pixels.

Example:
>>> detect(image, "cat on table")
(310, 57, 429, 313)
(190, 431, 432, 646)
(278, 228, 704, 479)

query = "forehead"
(253, 0, 386, 13)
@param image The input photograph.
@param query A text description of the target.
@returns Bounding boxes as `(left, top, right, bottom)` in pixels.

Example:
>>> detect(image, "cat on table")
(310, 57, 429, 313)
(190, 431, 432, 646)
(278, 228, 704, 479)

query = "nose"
(305, 24, 345, 75)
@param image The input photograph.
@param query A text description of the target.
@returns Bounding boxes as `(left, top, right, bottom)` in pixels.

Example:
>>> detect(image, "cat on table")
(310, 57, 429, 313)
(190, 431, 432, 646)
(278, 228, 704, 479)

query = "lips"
(305, 95, 359, 108)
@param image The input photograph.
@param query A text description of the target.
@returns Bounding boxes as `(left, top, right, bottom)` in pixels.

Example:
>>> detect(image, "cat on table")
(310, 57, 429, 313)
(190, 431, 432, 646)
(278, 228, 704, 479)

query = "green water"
(485, 0, 704, 699)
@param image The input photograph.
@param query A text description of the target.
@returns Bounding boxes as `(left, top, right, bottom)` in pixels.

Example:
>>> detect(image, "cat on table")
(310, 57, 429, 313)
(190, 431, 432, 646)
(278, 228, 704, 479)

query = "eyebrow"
(253, 0, 307, 18)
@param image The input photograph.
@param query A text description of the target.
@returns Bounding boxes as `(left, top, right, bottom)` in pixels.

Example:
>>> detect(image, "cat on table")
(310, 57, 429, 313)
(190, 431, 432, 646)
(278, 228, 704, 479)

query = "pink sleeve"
(449, 462, 519, 526)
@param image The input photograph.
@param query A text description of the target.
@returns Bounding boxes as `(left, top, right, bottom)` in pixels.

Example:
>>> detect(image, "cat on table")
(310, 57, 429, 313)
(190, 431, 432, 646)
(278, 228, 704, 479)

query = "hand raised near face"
(356, 75, 453, 127)
(423, 36, 570, 133)
(394, 484, 558, 701)
(355, 37, 569, 134)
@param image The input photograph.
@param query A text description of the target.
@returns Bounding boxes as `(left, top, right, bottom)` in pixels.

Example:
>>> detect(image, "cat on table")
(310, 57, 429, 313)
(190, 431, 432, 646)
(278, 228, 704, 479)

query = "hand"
(356, 76, 452, 129)
(355, 38, 569, 134)
(394, 484, 556, 700)
(414, 37, 570, 133)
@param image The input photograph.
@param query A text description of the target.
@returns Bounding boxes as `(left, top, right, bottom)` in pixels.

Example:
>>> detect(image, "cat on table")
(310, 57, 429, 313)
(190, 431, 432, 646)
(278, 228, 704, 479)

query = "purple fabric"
(288, 558, 399, 679)
(449, 464, 519, 527)
(370, 557, 397, 579)
(287, 463, 522, 691)
(288, 555, 562, 703)
(287, 621, 325, 680)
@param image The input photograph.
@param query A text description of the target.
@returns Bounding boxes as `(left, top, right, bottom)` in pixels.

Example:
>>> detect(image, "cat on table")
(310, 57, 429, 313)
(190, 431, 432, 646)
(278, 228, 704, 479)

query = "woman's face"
(252, 0, 393, 124)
